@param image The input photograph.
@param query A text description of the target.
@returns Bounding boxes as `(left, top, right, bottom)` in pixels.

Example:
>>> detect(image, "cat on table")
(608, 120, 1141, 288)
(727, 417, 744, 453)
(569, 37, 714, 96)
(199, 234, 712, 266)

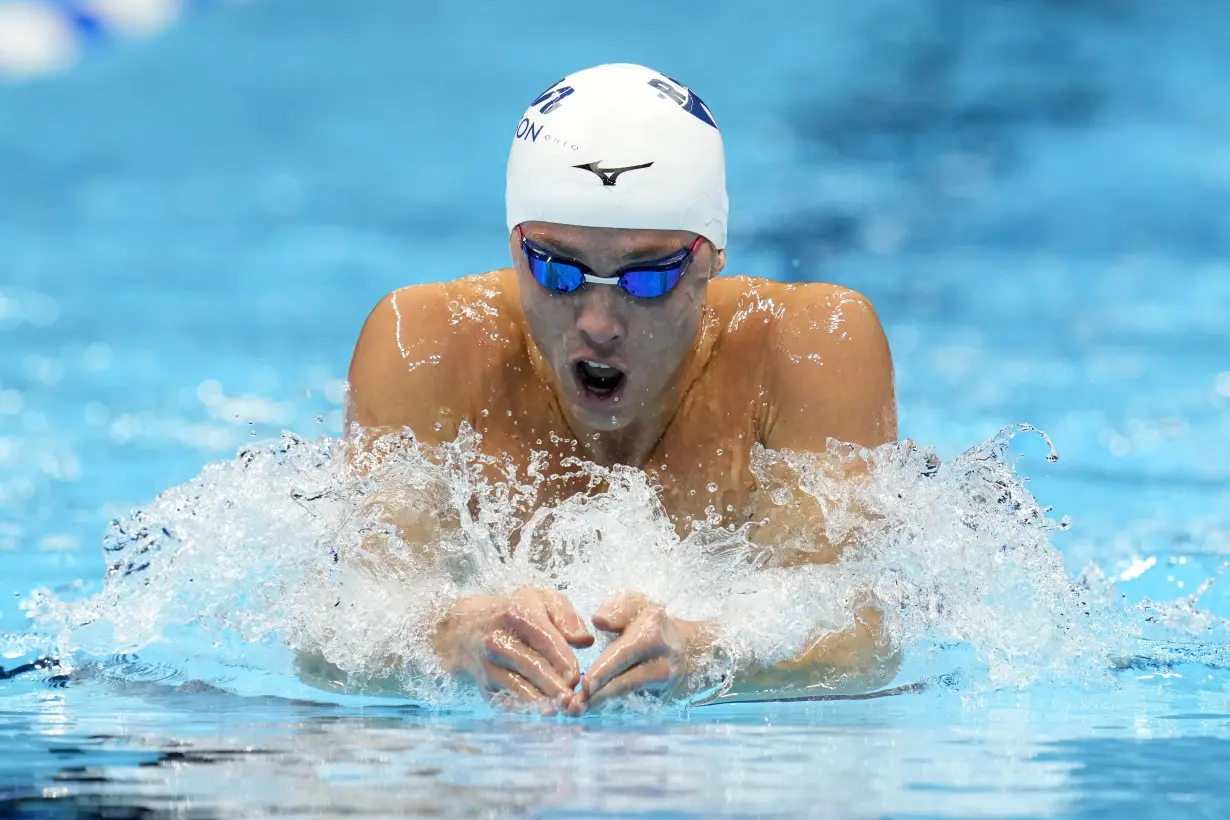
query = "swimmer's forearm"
(727, 628, 897, 701)
(688, 607, 898, 703)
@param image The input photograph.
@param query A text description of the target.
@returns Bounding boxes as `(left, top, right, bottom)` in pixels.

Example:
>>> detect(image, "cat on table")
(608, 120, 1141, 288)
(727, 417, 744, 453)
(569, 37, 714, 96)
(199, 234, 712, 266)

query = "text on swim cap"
(515, 118, 581, 151)
(530, 84, 575, 115)
(516, 118, 543, 142)
(647, 77, 718, 129)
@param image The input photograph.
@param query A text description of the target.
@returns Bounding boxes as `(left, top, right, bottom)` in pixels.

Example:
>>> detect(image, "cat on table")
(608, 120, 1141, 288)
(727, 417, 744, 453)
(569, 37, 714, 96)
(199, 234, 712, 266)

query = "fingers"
(482, 666, 552, 714)
(563, 689, 587, 717)
(502, 591, 581, 685)
(585, 657, 673, 711)
(583, 609, 662, 697)
(544, 591, 594, 648)
(483, 630, 572, 702)
(591, 592, 650, 633)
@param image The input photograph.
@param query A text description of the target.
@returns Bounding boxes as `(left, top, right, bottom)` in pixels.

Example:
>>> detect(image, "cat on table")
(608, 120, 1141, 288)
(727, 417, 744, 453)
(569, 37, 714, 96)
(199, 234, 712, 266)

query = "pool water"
(2, 0, 1229, 817)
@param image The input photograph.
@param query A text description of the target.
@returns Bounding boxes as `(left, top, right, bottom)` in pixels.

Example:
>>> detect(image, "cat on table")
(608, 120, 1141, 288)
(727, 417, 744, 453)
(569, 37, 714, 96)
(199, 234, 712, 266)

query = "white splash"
(6, 424, 1213, 705)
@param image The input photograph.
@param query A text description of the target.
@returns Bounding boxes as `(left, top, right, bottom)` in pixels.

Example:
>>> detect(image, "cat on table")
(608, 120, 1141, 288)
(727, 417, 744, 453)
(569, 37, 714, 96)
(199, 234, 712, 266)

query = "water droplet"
(707, 482, 718, 493)
(726, 505, 734, 512)
(315, 415, 323, 424)
(715, 448, 724, 456)
(481, 409, 489, 417)
(771, 488, 793, 506)
(433, 422, 443, 431)
(506, 410, 513, 417)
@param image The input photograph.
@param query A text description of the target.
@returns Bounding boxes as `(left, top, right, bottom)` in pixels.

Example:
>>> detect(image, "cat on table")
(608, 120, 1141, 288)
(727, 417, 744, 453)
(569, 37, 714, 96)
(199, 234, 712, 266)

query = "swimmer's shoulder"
(347, 270, 525, 439)
(708, 275, 895, 445)
(709, 276, 887, 352)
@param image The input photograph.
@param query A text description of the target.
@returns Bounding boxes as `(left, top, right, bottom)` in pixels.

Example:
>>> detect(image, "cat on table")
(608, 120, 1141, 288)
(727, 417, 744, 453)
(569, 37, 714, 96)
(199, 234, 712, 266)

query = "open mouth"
(574, 359, 626, 400)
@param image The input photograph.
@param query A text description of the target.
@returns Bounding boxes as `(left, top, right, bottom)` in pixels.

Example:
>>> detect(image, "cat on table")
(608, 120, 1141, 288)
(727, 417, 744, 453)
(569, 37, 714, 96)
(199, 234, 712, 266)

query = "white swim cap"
(506, 63, 728, 249)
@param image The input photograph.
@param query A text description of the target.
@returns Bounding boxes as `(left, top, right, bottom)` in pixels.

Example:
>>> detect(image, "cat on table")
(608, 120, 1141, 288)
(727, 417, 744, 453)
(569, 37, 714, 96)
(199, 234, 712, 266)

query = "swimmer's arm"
(763, 286, 897, 460)
(292, 288, 472, 694)
(338, 285, 476, 550)
(347, 285, 470, 449)
(577, 587, 897, 710)
(683, 603, 898, 702)
(716, 287, 899, 698)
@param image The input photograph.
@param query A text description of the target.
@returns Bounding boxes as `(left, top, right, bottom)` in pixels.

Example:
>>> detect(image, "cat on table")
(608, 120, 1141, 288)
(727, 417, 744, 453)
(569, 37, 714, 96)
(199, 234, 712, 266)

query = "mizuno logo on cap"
(573, 161, 654, 186)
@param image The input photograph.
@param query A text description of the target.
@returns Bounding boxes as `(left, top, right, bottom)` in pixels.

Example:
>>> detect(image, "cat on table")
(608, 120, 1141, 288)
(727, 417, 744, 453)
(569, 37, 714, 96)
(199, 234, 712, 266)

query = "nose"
(575, 286, 626, 351)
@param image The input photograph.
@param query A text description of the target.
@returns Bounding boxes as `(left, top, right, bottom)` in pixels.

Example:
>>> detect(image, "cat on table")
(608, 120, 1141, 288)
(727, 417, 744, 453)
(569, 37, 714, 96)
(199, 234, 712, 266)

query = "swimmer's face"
(511, 222, 725, 431)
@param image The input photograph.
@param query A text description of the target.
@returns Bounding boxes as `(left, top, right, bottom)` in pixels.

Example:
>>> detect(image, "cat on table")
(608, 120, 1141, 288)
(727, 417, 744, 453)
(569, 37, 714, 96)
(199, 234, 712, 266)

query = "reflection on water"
(3, 680, 1230, 818)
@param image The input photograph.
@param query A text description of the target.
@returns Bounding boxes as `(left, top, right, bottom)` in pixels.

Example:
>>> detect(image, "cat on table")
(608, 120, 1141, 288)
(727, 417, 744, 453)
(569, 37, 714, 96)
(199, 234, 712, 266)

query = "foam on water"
(3, 423, 1223, 708)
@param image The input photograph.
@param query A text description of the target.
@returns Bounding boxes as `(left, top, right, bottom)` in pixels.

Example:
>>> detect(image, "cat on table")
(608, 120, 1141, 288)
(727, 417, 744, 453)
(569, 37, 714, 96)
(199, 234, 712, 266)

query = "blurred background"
(1, 0, 1227, 610)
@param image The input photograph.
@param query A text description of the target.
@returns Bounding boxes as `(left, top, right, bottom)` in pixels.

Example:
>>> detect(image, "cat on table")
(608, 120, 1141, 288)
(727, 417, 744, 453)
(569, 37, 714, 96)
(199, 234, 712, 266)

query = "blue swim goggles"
(517, 225, 705, 299)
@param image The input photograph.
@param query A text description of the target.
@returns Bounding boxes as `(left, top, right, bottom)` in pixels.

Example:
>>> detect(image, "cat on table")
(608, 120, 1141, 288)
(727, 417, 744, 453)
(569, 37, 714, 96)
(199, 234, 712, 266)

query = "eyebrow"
(531, 235, 687, 262)
(530, 236, 587, 258)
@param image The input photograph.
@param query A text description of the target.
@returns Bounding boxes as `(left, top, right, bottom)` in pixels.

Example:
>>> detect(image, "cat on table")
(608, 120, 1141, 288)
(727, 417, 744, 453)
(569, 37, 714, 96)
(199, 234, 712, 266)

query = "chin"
(567, 399, 638, 432)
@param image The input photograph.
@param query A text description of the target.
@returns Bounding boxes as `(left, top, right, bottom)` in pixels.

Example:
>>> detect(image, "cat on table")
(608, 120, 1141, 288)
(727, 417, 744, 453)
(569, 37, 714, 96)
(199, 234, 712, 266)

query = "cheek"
(629, 290, 704, 366)
(663, 281, 706, 338)
(519, 283, 574, 352)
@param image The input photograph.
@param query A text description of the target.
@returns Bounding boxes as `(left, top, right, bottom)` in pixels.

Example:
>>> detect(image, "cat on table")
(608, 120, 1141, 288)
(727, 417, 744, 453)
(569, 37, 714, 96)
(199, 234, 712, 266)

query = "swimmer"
(344, 64, 898, 714)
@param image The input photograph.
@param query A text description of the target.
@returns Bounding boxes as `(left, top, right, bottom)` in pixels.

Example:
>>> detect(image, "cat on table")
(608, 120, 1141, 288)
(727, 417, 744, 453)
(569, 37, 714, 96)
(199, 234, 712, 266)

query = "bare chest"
(469, 383, 765, 534)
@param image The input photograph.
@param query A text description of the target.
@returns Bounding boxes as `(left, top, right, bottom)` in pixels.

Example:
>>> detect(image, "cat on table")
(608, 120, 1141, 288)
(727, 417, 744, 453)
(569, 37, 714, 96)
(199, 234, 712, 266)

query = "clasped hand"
(433, 588, 701, 715)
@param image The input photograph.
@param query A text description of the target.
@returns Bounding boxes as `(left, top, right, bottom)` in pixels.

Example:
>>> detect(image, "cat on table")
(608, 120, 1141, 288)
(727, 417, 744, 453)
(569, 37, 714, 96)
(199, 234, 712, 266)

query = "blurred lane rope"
(0, 0, 241, 79)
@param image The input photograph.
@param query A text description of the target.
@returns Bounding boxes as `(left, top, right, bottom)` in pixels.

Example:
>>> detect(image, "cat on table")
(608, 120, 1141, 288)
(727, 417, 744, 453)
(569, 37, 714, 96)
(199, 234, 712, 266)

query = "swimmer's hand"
(567, 592, 707, 716)
(432, 587, 594, 714)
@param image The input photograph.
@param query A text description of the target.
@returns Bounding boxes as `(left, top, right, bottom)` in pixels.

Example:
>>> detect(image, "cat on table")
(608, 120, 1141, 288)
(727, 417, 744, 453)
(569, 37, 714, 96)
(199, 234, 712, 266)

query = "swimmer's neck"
(530, 308, 720, 469)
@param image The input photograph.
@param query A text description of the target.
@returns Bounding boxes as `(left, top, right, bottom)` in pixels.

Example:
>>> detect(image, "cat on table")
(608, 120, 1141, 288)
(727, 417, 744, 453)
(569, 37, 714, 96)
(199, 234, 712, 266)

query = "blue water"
(2, 0, 1229, 816)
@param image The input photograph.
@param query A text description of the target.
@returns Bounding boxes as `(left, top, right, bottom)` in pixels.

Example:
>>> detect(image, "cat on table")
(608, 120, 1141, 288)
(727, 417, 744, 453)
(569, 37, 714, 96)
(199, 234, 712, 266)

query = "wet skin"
(345, 222, 899, 713)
